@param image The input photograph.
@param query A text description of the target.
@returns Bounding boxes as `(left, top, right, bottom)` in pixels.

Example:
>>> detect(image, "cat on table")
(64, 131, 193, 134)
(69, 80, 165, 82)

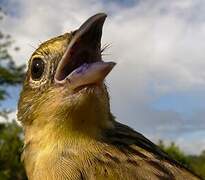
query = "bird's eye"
(31, 58, 45, 80)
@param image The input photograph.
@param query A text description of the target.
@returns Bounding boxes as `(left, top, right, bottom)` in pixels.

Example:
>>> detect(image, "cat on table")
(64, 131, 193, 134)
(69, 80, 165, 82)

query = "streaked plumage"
(18, 13, 202, 180)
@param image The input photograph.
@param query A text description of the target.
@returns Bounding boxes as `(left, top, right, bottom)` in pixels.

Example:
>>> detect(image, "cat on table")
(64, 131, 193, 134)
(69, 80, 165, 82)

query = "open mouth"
(54, 13, 115, 90)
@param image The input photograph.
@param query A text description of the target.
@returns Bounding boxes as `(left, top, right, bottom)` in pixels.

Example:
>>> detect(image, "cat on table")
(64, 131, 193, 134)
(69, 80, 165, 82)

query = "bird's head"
(18, 13, 115, 137)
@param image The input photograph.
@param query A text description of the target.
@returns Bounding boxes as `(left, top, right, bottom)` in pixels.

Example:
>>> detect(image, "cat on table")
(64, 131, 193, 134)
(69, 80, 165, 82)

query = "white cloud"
(1, 0, 205, 154)
(0, 110, 16, 122)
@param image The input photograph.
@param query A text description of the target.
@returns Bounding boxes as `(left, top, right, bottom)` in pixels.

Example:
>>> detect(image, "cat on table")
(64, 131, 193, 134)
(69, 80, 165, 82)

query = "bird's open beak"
(54, 13, 116, 90)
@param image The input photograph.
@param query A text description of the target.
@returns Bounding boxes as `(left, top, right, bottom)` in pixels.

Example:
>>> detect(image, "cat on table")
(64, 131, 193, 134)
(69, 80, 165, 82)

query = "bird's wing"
(86, 121, 201, 180)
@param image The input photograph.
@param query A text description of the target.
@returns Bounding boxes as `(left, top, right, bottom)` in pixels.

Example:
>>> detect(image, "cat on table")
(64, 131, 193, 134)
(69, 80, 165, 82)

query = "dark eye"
(31, 58, 45, 80)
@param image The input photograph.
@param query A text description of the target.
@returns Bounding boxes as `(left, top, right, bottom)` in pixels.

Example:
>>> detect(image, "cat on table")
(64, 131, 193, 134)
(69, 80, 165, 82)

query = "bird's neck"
(24, 103, 113, 147)
(22, 105, 114, 179)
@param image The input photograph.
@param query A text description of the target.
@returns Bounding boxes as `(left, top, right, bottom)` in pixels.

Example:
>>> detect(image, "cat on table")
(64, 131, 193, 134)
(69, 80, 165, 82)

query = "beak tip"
(104, 62, 116, 75)
(96, 13, 107, 25)
(79, 13, 108, 31)
(94, 12, 107, 19)
(108, 62, 116, 69)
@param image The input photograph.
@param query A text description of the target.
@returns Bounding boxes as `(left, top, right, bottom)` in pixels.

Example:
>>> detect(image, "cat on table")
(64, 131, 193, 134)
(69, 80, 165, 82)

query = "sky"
(0, 0, 205, 155)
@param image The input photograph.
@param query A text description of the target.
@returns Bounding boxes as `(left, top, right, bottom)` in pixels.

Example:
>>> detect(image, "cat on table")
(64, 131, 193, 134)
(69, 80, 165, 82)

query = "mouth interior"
(55, 18, 104, 82)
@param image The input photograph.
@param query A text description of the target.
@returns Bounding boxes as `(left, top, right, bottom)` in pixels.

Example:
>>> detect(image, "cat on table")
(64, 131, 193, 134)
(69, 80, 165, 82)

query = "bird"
(17, 13, 202, 180)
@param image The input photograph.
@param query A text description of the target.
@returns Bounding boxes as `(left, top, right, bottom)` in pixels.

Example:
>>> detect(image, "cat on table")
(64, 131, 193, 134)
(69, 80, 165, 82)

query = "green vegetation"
(0, 9, 25, 102)
(0, 121, 27, 180)
(158, 140, 205, 179)
(190, 151, 205, 179)
(0, 8, 27, 180)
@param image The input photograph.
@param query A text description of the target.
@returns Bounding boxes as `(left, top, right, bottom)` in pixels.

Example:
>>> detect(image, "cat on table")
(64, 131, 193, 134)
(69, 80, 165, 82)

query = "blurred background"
(0, 0, 205, 179)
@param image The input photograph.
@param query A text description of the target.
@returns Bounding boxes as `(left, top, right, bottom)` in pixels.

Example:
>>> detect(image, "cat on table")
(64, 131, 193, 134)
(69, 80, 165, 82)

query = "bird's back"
(92, 121, 201, 180)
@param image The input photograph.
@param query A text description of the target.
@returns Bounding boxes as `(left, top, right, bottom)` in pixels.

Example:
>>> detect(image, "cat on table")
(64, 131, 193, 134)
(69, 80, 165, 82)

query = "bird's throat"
(22, 100, 114, 179)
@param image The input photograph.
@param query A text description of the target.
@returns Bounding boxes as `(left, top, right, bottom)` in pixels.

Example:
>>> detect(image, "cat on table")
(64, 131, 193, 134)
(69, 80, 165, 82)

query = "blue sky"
(0, 86, 20, 109)
(152, 90, 205, 117)
(1, 0, 205, 154)
(0, 0, 21, 17)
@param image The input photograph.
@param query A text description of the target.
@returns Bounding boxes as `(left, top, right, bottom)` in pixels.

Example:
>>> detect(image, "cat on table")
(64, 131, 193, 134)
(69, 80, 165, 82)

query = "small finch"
(18, 13, 201, 180)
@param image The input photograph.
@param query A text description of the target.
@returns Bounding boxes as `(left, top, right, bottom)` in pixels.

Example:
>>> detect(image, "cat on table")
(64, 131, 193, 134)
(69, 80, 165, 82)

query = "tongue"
(55, 61, 116, 90)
